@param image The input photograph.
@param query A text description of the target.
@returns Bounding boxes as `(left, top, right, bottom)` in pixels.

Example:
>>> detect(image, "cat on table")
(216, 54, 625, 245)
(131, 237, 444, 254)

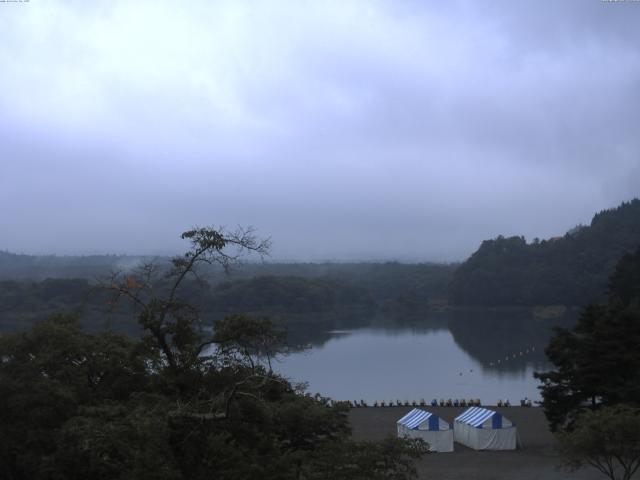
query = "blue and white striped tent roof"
(397, 408, 449, 431)
(455, 407, 512, 428)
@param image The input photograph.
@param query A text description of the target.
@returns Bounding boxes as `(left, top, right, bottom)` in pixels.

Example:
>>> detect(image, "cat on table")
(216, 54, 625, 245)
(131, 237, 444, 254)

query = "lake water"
(0, 303, 572, 406)
(272, 309, 573, 405)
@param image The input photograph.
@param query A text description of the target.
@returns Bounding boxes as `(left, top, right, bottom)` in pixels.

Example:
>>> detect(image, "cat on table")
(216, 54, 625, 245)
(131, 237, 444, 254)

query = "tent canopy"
(397, 408, 450, 431)
(455, 406, 512, 429)
(397, 408, 454, 452)
(454, 407, 517, 450)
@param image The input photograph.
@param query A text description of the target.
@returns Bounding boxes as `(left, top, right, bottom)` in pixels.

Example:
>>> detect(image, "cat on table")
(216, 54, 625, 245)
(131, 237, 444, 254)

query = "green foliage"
(609, 248, 640, 307)
(303, 437, 429, 480)
(0, 314, 149, 479)
(536, 246, 640, 431)
(0, 262, 455, 338)
(0, 278, 91, 312)
(450, 199, 640, 306)
(210, 275, 374, 314)
(0, 228, 425, 479)
(212, 314, 287, 370)
(0, 251, 153, 281)
(556, 406, 640, 480)
(54, 401, 181, 480)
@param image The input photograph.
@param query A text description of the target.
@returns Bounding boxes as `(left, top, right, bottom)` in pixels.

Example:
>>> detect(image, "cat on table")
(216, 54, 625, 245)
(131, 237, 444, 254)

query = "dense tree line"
(0, 263, 454, 336)
(0, 278, 93, 312)
(535, 246, 640, 480)
(0, 227, 427, 479)
(208, 275, 374, 314)
(536, 245, 640, 430)
(0, 251, 151, 281)
(0, 250, 455, 305)
(450, 199, 640, 306)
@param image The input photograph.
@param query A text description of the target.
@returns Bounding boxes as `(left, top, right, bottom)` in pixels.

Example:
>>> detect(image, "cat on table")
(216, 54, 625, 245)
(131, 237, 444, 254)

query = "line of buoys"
(325, 398, 537, 408)
(488, 346, 538, 367)
(368, 398, 482, 408)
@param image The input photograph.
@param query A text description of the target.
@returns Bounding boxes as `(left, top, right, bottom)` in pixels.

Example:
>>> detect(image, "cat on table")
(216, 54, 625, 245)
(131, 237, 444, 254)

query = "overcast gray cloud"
(1, 0, 639, 261)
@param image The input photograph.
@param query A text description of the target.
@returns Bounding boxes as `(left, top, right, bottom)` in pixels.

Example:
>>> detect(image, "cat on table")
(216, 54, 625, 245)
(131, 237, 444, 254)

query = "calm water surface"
(274, 323, 553, 405)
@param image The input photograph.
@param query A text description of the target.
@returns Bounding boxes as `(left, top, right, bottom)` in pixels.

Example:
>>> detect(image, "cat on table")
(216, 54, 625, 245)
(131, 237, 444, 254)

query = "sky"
(1, 0, 639, 262)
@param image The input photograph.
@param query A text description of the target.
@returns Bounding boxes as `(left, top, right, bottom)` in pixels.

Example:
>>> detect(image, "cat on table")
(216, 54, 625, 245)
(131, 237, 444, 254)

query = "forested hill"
(0, 251, 151, 280)
(0, 255, 456, 335)
(450, 199, 640, 306)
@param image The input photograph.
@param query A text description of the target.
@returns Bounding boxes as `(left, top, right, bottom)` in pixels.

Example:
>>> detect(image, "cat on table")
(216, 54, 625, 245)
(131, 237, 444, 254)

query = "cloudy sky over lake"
(1, 0, 639, 261)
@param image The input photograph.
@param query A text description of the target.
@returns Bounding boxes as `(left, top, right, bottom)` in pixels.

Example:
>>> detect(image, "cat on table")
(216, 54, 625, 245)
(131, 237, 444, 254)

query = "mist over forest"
(2, 1, 640, 479)
(1, 198, 638, 343)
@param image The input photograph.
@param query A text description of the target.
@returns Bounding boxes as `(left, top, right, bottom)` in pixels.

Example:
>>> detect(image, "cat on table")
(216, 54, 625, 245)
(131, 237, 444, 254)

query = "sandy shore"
(348, 406, 604, 480)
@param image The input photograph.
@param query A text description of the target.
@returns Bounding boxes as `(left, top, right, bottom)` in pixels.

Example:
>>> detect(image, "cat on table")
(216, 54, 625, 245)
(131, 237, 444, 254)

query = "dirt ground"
(348, 406, 606, 480)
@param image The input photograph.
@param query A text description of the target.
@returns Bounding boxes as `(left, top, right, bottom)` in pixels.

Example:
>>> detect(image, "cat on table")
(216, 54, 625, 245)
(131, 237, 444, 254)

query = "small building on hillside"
(396, 408, 454, 452)
(454, 406, 517, 450)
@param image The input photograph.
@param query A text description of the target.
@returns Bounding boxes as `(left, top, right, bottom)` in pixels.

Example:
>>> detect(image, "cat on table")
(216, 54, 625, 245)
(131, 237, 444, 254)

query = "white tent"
(396, 408, 454, 452)
(453, 406, 517, 450)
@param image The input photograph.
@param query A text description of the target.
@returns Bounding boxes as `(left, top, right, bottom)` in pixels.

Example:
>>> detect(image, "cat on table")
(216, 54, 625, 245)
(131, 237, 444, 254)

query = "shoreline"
(348, 406, 602, 480)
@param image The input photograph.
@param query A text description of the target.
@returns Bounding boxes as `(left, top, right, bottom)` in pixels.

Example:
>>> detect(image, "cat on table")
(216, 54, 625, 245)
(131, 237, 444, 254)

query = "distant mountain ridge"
(449, 199, 640, 306)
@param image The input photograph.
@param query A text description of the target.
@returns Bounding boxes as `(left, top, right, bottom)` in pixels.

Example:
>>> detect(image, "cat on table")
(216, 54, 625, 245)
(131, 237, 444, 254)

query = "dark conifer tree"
(536, 246, 640, 431)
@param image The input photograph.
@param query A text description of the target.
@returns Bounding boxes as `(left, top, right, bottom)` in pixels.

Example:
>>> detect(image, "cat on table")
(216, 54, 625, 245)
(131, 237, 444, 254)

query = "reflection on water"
(275, 308, 577, 404)
(447, 307, 576, 373)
